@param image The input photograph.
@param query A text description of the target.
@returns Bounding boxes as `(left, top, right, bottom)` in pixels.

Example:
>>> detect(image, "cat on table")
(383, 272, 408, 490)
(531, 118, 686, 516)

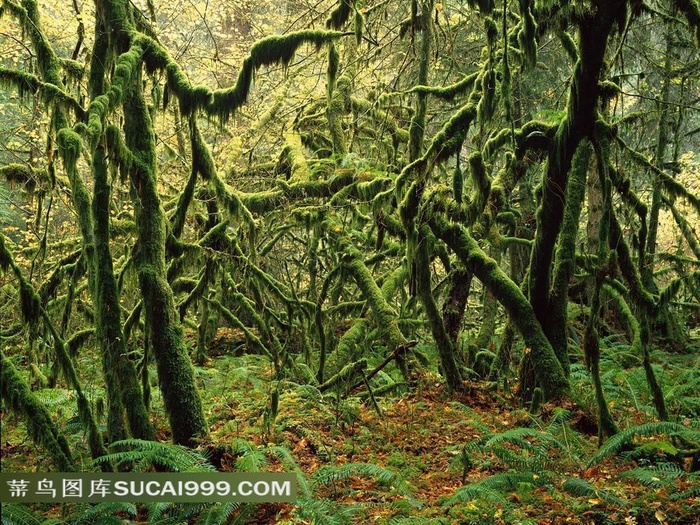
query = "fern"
(194, 501, 243, 525)
(312, 462, 416, 504)
(231, 438, 269, 472)
(388, 518, 449, 525)
(91, 439, 215, 472)
(294, 496, 358, 525)
(619, 463, 685, 487)
(443, 472, 545, 507)
(230, 438, 311, 496)
(68, 502, 137, 523)
(0, 504, 43, 525)
(466, 426, 576, 472)
(561, 477, 626, 506)
(586, 422, 692, 467)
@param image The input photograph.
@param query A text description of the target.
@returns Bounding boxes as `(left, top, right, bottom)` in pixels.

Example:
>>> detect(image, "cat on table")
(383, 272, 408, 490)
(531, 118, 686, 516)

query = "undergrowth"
(3, 333, 700, 524)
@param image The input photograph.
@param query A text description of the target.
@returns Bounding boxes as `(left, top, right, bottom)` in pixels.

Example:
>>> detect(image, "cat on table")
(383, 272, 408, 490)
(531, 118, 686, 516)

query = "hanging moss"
(327, 0, 355, 29)
(327, 61, 354, 156)
(452, 159, 464, 204)
(354, 7, 364, 45)
(0, 67, 85, 119)
(327, 43, 339, 98)
(0, 163, 49, 193)
(675, 0, 700, 46)
(208, 30, 343, 123)
(410, 72, 479, 101)
(517, 0, 538, 68)
(105, 123, 133, 182)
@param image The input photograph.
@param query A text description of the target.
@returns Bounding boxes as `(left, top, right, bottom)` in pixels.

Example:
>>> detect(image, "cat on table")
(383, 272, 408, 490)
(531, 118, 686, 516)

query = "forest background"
(2, 0, 700, 523)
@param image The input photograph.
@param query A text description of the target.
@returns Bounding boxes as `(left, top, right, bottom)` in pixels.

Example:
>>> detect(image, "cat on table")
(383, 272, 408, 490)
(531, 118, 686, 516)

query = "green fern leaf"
(92, 439, 215, 472)
(562, 477, 626, 506)
(0, 503, 43, 525)
(587, 422, 689, 467)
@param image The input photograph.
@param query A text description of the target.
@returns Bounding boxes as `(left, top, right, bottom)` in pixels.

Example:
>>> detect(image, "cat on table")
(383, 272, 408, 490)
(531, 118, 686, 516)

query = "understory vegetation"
(2, 0, 700, 523)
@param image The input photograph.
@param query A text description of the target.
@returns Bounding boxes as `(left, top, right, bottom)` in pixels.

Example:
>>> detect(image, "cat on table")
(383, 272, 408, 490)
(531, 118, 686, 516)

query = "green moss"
(410, 72, 479, 101)
(675, 0, 700, 46)
(327, 0, 354, 29)
(209, 30, 342, 123)
(327, 219, 408, 351)
(327, 43, 339, 97)
(427, 103, 477, 164)
(0, 67, 85, 119)
(517, 0, 538, 68)
(0, 163, 49, 192)
(548, 141, 591, 375)
(124, 65, 208, 447)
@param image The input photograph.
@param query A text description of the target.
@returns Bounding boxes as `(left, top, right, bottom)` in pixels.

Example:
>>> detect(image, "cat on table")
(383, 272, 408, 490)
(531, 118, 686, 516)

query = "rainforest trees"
(1, 0, 700, 467)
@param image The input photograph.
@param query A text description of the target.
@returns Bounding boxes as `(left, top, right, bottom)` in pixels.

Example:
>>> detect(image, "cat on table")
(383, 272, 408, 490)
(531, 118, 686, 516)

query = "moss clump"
(0, 163, 48, 192)
(327, 0, 355, 29)
(517, 0, 538, 68)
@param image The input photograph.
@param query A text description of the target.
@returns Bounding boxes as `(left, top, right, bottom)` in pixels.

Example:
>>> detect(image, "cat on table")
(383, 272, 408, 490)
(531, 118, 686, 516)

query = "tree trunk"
(124, 66, 208, 447)
(430, 214, 568, 401)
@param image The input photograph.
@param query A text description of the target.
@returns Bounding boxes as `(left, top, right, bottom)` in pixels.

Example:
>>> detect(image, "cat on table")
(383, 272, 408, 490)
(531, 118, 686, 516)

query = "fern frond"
(232, 438, 269, 472)
(69, 502, 137, 523)
(294, 496, 357, 525)
(620, 463, 685, 488)
(0, 503, 43, 525)
(195, 501, 243, 525)
(92, 439, 215, 472)
(586, 422, 689, 467)
(388, 517, 449, 525)
(562, 477, 626, 506)
(312, 462, 415, 502)
(443, 472, 543, 506)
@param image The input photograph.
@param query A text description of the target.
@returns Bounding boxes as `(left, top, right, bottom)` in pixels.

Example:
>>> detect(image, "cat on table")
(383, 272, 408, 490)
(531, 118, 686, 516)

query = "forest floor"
(2, 329, 700, 524)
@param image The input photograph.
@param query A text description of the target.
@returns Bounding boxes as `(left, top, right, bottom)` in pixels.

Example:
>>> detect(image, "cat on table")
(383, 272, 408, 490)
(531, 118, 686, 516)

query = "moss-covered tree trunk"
(430, 214, 568, 400)
(547, 142, 591, 376)
(1, 351, 76, 471)
(527, 1, 626, 379)
(123, 66, 208, 446)
(442, 265, 472, 348)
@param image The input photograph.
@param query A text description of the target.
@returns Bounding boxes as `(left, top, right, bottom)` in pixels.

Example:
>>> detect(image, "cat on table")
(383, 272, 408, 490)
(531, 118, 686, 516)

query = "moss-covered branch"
(1, 351, 76, 471)
(0, 67, 85, 119)
(141, 30, 343, 122)
(429, 214, 568, 400)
